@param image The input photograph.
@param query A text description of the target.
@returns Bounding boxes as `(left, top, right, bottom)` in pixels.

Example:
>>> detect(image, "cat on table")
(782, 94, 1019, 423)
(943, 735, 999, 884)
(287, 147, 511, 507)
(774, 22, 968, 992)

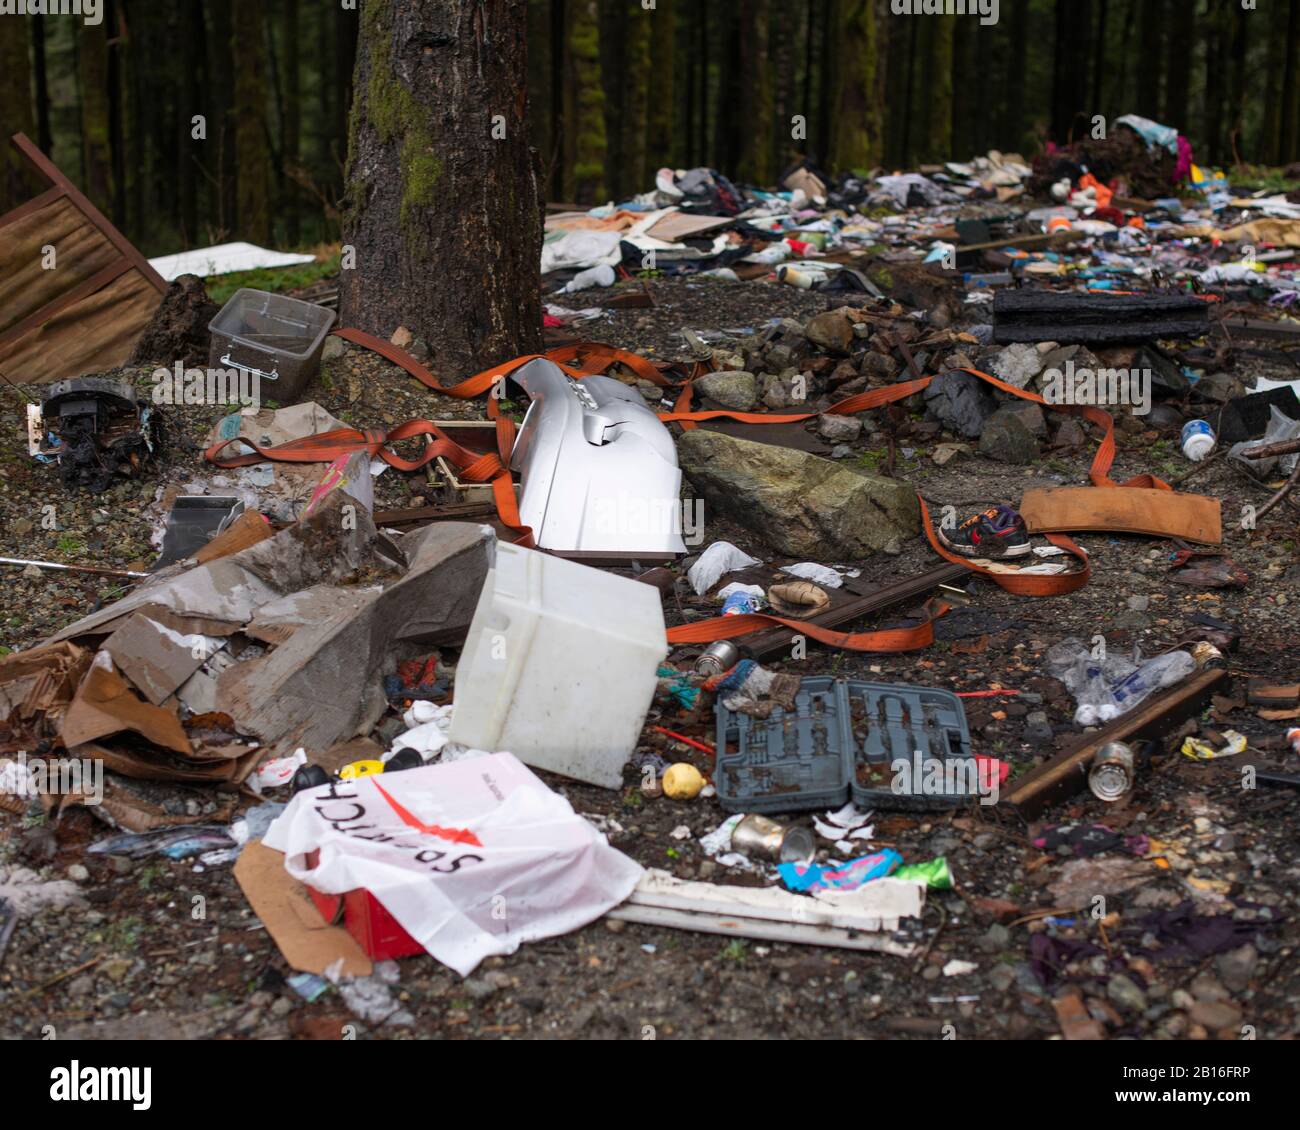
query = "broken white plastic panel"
(509, 358, 686, 554)
(448, 541, 668, 788)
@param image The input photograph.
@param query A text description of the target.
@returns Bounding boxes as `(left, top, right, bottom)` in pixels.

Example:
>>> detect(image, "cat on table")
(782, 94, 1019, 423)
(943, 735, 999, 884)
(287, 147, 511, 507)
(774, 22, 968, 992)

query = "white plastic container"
(1181, 419, 1216, 462)
(448, 541, 668, 788)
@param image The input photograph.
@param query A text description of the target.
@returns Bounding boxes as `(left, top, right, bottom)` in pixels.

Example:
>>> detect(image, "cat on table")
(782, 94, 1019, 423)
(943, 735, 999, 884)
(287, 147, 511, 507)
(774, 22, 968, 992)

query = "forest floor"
(1, 275, 1298, 1041)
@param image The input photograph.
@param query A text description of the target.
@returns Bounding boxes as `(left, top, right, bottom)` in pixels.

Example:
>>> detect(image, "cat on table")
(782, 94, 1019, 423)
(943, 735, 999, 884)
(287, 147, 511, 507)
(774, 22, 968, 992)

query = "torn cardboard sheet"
(1020, 486, 1222, 545)
(60, 652, 192, 754)
(263, 753, 643, 977)
(102, 613, 217, 705)
(234, 839, 372, 977)
(0, 641, 91, 723)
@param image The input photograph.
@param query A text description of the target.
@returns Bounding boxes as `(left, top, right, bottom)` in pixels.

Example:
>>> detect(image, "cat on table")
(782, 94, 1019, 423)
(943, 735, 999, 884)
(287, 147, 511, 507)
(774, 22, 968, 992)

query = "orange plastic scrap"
(1077, 172, 1115, 210)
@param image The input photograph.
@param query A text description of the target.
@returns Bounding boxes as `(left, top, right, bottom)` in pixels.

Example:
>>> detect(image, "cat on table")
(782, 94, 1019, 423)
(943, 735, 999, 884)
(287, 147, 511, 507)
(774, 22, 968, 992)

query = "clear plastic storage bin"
(207, 288, 336, 403)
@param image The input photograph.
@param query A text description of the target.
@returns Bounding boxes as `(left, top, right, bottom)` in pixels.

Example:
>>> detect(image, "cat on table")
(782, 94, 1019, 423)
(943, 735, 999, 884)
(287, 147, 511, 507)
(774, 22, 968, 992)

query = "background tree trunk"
(79, 21, 114, 217)
(340, 0, 541, 378)
(620, 4, 651, 194)
(232, 0, 271, 243)
(832, 0, 881, 173)
(925, 16, 953, 161)
(0, 18, 34, 213)
(738, 1, 772, 184)
(32, 15, 52, 155)
(282, 0, 301, 245)
(568, 0, 606, 201)
(647, 0, 676, 171)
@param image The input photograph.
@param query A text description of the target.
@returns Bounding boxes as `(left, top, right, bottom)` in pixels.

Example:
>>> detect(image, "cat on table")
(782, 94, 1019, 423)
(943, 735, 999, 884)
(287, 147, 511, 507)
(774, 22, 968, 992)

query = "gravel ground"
(1, 274, 1298, 1041)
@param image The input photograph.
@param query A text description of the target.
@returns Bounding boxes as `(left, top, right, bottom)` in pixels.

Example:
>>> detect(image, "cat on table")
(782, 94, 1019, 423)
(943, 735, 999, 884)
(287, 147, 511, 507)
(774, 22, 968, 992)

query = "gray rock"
(1127, 595, 1150, 612)
(860, 351, 899, 381)
(1189, 998, 1242, 1031)
(978, 406, 1041, 464)
(1052, 417, 1089, 448)
(990, 343, 1044, 389)
(979, 924, 1012, 953)
(321, 336, 346, 363)
(694, 370, 759, 412)
(924, 371, 997, 439)
(817, 414, 862, 443)
(677, 430, 920, 558)
(1215, 945, 1258, 993)
(1107, 974, 1148, 1013)
(804, 309, 857, 354)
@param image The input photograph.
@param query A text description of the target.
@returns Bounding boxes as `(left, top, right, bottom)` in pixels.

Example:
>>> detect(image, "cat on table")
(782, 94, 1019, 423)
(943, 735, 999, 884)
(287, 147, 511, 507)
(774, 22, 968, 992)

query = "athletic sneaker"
(938, 504, 1031, 559)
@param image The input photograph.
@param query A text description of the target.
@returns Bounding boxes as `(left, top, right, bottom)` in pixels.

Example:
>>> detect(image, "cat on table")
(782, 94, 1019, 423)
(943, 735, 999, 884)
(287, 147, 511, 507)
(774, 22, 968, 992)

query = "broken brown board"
(1004, 667, 1228, 818)
(234, 840, 372, 977)
(0, 133, 166, 384)
(1020, 486, 1221, 545)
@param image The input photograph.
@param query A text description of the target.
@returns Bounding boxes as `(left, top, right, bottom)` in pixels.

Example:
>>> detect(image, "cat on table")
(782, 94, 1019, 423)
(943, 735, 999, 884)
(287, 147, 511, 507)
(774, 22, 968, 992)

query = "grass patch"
(206, 252, 341, 306)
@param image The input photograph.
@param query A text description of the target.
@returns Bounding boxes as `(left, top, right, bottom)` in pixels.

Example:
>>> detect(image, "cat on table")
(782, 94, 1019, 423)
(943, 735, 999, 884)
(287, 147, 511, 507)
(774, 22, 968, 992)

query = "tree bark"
(0, 16, 33, 213)
(32, 14, 52, 154)
(729, 0, 772, 184)
(1163, 0, 1193, 134)
(647, 0, 677, 170)
(1135, 0, 1165, 121)
(832, 0, 881, 173)
(925, 14, 954, 162)
(1283, 0, 1300, 163)
(621, 4, 652, 193)
(568, 0, 607, 201)
(80, 20, 114, 217)
(281, 0, 301, 245)
(232, 0, 271, 243)
(340, 0, 542, 379)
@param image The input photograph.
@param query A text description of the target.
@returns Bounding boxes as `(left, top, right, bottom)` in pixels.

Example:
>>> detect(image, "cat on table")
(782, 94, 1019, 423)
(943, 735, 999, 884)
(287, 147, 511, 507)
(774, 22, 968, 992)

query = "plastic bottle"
(1181, 419, 1216, 462)
(1107, 651, 1196, 715)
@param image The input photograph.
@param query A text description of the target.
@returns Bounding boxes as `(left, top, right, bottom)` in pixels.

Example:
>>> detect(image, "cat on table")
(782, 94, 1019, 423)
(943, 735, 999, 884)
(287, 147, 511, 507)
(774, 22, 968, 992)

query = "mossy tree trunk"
(647, 0, 676, 171)
(832, 0, 881, 174)
(568, 0, 606, 202)
(232, 0, 271, 244)
(924, 16, 954, 162)
(0, 18, 34, 213)
(620, 4, 651, 195)
(341, 0, 541, 378)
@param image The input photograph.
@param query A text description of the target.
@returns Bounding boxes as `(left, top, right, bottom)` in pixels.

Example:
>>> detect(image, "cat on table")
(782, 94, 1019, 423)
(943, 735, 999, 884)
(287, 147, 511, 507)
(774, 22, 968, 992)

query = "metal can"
(1088, 741, 1135, 802)
(694, 640, 740, 677)
(1190, 640, 1227, 670)
(730, 814, 815, 863)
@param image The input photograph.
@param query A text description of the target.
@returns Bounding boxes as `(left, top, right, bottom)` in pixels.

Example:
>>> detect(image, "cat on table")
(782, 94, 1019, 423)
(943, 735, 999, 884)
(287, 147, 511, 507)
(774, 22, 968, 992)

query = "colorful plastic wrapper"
(893, 856, 953, 890)
(777, 848, 902, 892)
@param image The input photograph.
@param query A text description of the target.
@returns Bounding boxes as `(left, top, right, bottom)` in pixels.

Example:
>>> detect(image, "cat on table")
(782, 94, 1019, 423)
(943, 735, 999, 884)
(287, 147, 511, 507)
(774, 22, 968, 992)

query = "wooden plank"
(0, 271, 159, 384)
(9, 132, 167, 294)
(1004, 668, 1228, 817)
(0, 196, 123, 333)
(1020, 486, 1222, 545)
(0, 184, 66, 231)
(0, 258, 132, 351)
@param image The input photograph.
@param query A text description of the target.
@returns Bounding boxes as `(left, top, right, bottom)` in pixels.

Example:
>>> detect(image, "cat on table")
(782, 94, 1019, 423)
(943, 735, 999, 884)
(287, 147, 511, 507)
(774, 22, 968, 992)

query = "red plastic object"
(304, 850, 424, 961)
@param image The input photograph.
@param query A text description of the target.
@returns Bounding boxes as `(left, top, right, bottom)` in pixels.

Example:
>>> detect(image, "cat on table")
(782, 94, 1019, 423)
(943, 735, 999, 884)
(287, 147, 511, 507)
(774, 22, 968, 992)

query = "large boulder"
(978, 405, 1042, 464)
(677, 430, 919, 558)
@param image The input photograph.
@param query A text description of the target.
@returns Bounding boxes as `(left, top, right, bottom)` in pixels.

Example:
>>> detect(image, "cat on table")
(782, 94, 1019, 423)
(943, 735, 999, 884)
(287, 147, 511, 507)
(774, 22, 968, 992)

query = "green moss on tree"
(832, 0, 882, 173)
